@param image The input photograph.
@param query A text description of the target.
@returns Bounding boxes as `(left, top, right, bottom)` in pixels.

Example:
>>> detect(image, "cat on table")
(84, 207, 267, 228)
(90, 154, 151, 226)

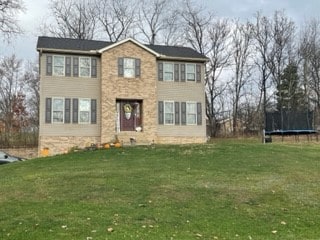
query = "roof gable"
(98, 38, 160, 57)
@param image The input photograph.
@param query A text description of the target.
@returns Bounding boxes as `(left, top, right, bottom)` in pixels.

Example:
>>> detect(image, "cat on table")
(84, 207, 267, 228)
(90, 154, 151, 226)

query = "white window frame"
(53, 55, 65, 76)
(163, 63, 174, 81)
(79, 57, 91, 77)
(79, 98, 91, 124)
(124, 58, 135, 78)
(186, 101, 197, 125)
(186, 64, 196, 81)
(52, 97, 64, 123)
(164, 101, 174, 125)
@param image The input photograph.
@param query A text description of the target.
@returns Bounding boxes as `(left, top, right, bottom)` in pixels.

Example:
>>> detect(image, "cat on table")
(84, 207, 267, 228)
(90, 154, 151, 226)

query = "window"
(79, 57, 91, 77)
(45, 97, 97, 124)
(186, 102, 197, 125)
(124, 58, 135, 78)
(79, 99, 91, 124)
(164, 101, 174, 125)
(52, 98, 64, 123)
(53, 56, 65, 76)
(159, 101, 201, 126)
(118, 58, 140, 78)
(186, 64, 195, 81)
(164, 63, 174, 81)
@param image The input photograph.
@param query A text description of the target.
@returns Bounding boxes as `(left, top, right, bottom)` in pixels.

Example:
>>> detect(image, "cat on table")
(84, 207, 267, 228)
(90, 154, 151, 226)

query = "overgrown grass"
(0, 140, 319, 239)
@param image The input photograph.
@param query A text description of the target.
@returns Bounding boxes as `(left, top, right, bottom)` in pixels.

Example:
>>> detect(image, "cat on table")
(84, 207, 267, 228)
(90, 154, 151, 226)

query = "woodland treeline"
(2, 0, 320, 146)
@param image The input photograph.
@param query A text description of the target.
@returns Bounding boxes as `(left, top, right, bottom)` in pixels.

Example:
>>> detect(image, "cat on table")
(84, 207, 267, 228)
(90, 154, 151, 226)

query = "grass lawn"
(0, 139, 319, 239)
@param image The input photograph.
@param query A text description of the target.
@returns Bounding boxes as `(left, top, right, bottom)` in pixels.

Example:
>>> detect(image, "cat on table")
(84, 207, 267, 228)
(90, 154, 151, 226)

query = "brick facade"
(39, 136, 100, 156)
(100, 41, 158, 145)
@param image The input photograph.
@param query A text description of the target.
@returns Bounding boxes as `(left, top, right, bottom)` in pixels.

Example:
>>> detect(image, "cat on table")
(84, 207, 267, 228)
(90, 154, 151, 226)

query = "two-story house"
(37, 36, 208, 155)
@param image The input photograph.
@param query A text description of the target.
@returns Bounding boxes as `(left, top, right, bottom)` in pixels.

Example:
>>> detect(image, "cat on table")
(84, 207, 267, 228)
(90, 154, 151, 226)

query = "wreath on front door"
(123, 103, 132, 113)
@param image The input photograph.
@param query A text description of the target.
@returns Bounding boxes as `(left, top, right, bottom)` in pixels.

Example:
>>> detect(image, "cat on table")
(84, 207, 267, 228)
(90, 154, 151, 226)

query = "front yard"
(0, 140, 319, 239)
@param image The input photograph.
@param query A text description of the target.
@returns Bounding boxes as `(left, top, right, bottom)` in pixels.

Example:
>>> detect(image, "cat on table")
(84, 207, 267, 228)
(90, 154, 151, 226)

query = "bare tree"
(137, 0, 173, 45)
(252, 11, 273, 131)
(230, 20, 253, 135)
(206, 19, 231, 137)
(299, 18, 320, 109)
(161, 7, 184, 46)
(180, 0, 213, 55)
(0, 54, 25, 145)
(268, 11, 295, 110)
(0, 0, 24, 41)
(42, 0, 97, 39)
(95, 0, 136, 42)
(24, 59, 39, 129)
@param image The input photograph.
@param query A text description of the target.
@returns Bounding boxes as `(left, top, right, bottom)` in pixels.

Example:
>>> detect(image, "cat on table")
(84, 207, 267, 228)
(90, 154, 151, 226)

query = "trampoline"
(263, 111, 318, 142)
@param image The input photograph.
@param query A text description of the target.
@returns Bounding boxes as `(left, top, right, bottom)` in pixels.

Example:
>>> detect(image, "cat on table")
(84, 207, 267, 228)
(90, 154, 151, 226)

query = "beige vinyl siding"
(157, 64, 206, 137)
(39, 53, 101, 137)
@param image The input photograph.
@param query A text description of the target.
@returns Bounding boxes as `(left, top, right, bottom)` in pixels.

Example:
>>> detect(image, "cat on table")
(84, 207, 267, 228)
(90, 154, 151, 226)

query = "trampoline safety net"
(265, 111, 315, 132)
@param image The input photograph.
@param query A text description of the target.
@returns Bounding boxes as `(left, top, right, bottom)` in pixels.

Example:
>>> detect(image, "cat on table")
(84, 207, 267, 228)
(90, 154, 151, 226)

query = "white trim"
(98, 38, 161, 57)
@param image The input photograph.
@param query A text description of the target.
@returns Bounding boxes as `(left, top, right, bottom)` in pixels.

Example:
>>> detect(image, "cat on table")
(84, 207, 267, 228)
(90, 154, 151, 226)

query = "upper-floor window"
(53, 56, 65, 76)
(79, 57, 91, 77)
(52, 97, 64, 123)
(46, 55, 97, 78)
(118, 57, 141, 78)
(164, 63, 174, 81)
(158, 62, 201, 82)
(186, 64, 196, 81)
(124, 58, 135, 78)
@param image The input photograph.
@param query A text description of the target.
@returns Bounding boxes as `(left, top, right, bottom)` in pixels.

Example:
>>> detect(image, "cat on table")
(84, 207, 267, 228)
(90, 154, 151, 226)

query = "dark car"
(0, 151, 24, 165)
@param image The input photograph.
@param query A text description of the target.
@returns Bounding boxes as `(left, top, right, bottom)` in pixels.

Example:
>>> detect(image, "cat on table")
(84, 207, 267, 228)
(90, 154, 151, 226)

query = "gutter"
(36, 48, 101, 56)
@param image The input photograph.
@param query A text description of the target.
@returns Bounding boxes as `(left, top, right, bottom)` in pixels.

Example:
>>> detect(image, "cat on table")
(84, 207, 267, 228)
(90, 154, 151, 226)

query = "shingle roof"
(37, 36, 207, 60)
(37, 36, 112, 51)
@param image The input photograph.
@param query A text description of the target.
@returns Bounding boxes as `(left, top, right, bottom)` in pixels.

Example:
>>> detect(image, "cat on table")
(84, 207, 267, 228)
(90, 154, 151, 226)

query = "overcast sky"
(1, 0, 320, 61)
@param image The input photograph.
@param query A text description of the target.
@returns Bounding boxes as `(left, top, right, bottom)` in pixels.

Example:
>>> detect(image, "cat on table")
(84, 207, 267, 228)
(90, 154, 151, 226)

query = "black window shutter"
(118, 58, 124, 77)
(72, 98, 79, 123)
(65, 98, 71, 123)
(46, 55, 52, 76)
(91, 58, 97, 78)
(135, 59, 141, 77)
(65, 57, 71, 76)
(175, 101, 180, 125)
(73, 57, 79, 77)
(174, 64, 180, 82)
(196, 64, 201, 83)
(158, 101, 164, 124)
(45, 98, 52, 123)
(158, 62, 163, 81)
(181, 102, 186, 125)
(91, 99, 97, 124)
(180, 64, 185, 82)
(197, 102, 202, 125)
